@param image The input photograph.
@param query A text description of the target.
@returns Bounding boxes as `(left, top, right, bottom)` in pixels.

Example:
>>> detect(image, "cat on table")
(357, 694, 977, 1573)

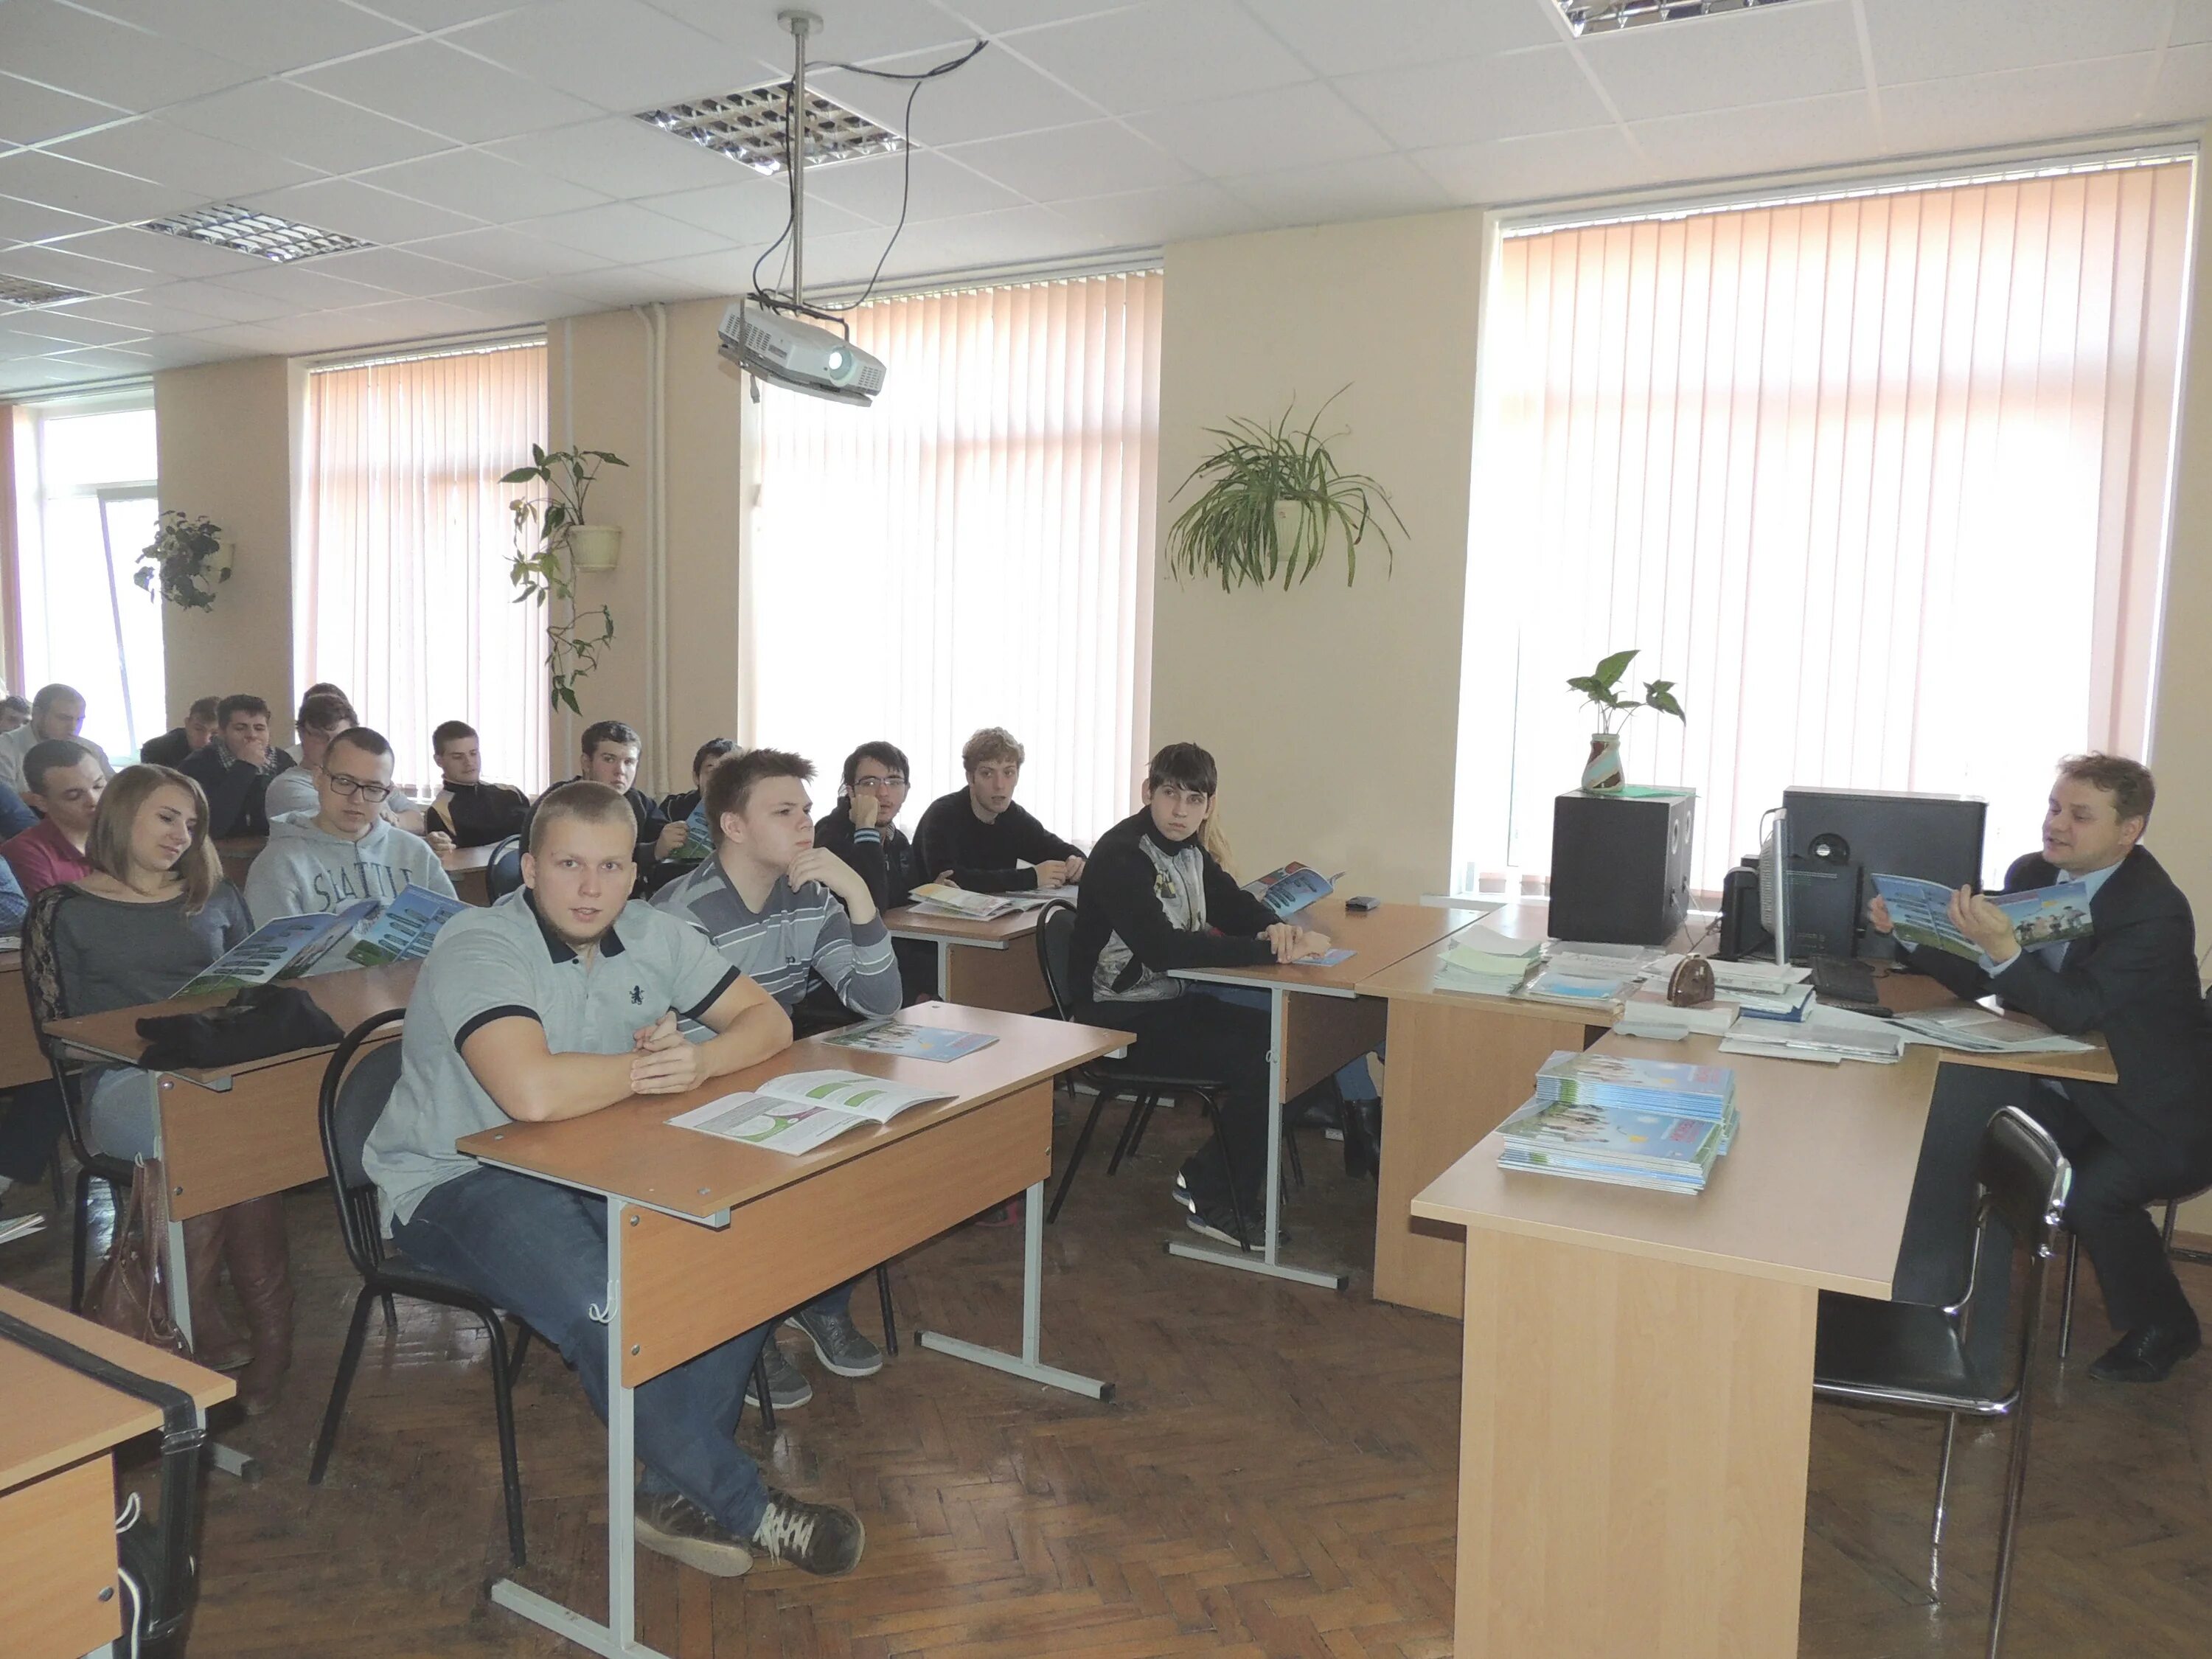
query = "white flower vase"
(1582, 732, 1624, 793)
(570, 524, 622, 572)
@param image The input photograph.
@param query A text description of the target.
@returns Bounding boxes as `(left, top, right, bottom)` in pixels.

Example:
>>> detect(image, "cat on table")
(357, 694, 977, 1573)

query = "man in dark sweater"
(1071, 742, 1330, 1247)
(814, 740, 933, 998)
(914, 726, 1084, 894)
(139, 696, 219, 768)
(1871, 753, 2212, 1384)
(180, 693, 294, 839)
(425, 720, 532, 848)
(520, 720, 684, 879)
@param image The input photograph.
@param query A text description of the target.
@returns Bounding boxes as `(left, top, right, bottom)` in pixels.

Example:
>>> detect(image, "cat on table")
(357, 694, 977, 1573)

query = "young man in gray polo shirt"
(654, 748, 900, 1409)
(362, 781, 865, 1578)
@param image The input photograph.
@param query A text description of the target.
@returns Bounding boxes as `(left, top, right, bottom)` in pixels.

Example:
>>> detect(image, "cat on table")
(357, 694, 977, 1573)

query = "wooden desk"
(1167, 898, 1492, 1289)
(0, 1287, 232, 1659)
(0, 950, 48, 1088)
(215, 836, 260, 891)
(456, 1001, 1130, 1659)
(883, 905, 1048, 1012)
(218, 837, 495, 906)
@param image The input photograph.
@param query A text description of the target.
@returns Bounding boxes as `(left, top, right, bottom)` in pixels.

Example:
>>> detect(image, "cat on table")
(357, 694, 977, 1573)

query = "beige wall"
(152, 357, 299, 743)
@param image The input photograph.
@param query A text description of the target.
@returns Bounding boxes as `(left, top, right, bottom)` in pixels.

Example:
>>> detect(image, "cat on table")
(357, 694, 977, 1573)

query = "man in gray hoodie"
(244, 726, 456, 950)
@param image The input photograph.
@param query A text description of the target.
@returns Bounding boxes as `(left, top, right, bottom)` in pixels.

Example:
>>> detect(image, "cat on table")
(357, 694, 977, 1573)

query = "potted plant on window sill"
(134, 511, 230, 611)
(1568, 649, 1685, 791)
(504, 443, 627, 712)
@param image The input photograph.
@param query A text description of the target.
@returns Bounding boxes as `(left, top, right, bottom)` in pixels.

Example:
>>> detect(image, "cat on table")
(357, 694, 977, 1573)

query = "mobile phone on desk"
(1346, 894, 1381, 913)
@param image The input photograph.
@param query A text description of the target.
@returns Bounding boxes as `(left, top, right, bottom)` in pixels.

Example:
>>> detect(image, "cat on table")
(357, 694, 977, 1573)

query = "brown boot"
(181, 1211, 251, 1372)
(224, 1195, 293, 1417)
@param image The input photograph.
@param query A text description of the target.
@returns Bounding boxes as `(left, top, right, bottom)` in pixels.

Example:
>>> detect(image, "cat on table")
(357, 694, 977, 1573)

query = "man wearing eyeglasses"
(243, 726, 455, 953)
(813, 741, 936, 997)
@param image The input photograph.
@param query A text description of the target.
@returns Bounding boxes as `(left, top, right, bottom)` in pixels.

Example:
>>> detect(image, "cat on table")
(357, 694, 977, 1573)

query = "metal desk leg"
(918, 1180, 1112, 1399)
(491, 1200, 669, 1658)
(152, 1113, 260, 1484)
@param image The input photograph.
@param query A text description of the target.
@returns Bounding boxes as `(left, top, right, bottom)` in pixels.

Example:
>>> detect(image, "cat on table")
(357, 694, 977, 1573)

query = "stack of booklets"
(906, 882, 1019, 920)
(1497, 1051, 1739, 1194)
(1515, 962, 1640, 1009)
(1432, 925, 1544, 995)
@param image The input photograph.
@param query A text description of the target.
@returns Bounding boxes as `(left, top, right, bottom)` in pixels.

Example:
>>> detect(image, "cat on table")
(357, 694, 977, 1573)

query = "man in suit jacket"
(1872, 753, 2212, 1383)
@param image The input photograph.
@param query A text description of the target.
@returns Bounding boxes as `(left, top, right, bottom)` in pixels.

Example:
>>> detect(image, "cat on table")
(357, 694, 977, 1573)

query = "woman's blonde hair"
(86, 765, 223, 914)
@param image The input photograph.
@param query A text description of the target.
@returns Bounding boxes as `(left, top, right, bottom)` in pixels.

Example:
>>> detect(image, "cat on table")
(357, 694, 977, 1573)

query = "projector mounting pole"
(780, 10, 820, 310)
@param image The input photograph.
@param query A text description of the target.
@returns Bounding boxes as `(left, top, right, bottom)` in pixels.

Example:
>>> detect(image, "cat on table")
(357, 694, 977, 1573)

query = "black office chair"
(482, 835, 524, 902)
(1812, 1105, 2071, 1659)
(1032, 902, 1253, 1247)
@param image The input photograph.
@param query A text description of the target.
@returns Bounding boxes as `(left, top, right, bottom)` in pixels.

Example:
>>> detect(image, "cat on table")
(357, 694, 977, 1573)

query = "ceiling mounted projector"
(719, 301, 886, 406)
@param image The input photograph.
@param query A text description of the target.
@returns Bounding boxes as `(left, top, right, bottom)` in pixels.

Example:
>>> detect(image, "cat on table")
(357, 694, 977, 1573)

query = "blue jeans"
(393, 1166, 774, 1535)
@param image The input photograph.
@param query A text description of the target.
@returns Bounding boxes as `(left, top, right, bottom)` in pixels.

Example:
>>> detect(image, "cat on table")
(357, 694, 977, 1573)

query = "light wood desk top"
(0, 1286, 233, 1491)
(881, 904, 1044, 949)
(1178, 898, 1491, 994)
(460, 1001, 1131, 1222)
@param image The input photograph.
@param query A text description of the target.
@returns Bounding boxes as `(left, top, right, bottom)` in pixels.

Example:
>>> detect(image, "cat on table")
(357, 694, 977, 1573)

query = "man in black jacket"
(1873, 753, 2212, 1383)
(914, 727, 1084, 894)
(180, 694, 293, 839)
(518, 720, 684, 890)
(425, 720, 532, 848)
(139, 696, 219, 768)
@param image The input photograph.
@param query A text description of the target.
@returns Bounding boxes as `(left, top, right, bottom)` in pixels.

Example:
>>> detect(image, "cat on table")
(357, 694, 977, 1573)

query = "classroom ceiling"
(1, 0, 2208, 393)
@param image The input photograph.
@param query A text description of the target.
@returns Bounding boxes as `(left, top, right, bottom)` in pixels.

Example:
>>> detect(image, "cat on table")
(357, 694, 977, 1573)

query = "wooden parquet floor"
(6, 1086, 2212, 1658)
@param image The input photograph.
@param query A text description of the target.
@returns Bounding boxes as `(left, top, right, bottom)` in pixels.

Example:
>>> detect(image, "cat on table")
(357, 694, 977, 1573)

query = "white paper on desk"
(1721, 1007, 1904, 1065)
(667, 1091, 858, 1155)
(1545, 948, 1659, 980)
(1617, 1000, 1739, 1040)
(1551, 940, 1659, 965)
(1451, 923, 1544, 959)
(1719, 1034, 1846, 1065)
(1890, 1006, 2095, 1055)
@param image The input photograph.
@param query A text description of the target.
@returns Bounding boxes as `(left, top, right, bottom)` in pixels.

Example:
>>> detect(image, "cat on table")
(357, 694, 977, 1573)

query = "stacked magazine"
(1498, 1051, 1739, 1195)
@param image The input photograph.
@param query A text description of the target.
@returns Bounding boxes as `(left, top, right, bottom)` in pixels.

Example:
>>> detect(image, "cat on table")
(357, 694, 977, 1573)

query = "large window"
(1453, 156, 2194, 897)
(744, 272, 1161, 842)
(7, 393, 164, 758)
(297, 340, 549, 796)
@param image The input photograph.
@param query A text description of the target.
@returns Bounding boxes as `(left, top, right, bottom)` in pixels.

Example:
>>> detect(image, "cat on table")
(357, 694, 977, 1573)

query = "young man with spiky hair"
(914, 726, 1085, 894)
(363, 781, 864, 1579)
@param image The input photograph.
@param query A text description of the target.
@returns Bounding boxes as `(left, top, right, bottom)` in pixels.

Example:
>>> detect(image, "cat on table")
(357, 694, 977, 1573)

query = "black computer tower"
(1548, 790, 1695, 946)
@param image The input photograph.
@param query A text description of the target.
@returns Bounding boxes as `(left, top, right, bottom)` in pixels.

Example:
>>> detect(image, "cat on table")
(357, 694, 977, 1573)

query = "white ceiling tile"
(305, 246, 503, 296)
(205, 262, 403, 307)
(850, 202, 1101, 273)
(347, 0, 516, 24)
(628, 246, 776, 297)
(940, 119, 1192, 199)
(448, 0, 762, 113)
(85, 0, 414, 76)
(43, 290, 234, 333)
(1413, 124, 1651, 206)
(758, 225, 891, 288)
(937, 1, 1143, 33)
(2180, 0, 2212, 46)
(44, 223, 272, 279)
(1629, 92, 1882, 184)
(513, 200, 732, 262)
(317, 296, 512, 339)
(2145, 42, 2212, 122)
(0, 240, 155, 294)
(233, 178, 484, 247)
(810, 44, 1105, 147)
(1051, 178, 1262, 244)
(640, 172, 869, 241)
(1879, 56, 2159, 156)
(355, 149, 611, 222)
(0, 72, 128, 147)
(438, 280, 587, 325)
(404, 226, 615, 280)
(36, 344, 163, 375)
(483, 116, 751, 198)
(1220, 152, 1455, 226)
(1127, 80, 1391, 180)
(184, 319, 308, 350)
(1578, 0, 1865, 121)
(155, 281, 302, 322)
(1, 1, 262, 113)
(164, 81, 449, 175)
(296, 39, 602, 145)
(1250, 0, 1565, 77)
(0, 360, 97, 392)
(1, 307, 150, 347)
(98, 332, 251, 367)
(0, 149, 198, 224)
(1006, 0, 1313, 113)
(1861, 0, 2174, 83)
(552, 264, 720, 307)
(0, 194, 107, 247)
(51, 118, 318, 201)
(647, 0, 975, 64)
(795, 150, 1025, 225)
(1333, 44, 1612, 150)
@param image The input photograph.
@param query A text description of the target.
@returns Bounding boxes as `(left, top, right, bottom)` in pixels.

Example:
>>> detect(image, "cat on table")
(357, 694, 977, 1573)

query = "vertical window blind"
(745, 271, 1161, 843)
(297, 340, 549, 796)
(1453, 157, 2195, 897)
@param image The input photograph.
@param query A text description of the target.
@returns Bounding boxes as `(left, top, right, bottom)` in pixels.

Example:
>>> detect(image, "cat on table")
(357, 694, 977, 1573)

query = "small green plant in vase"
(1568, 649, 1685, 792)
(504, 443, 626, 714)
(134, 511, 229, 611)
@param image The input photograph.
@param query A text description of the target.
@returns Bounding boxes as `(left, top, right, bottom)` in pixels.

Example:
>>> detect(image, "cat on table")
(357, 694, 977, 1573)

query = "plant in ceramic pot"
(503, 443, 627, 713)
(1567, 649, 1685, 792)
(134, 511, 230, 611)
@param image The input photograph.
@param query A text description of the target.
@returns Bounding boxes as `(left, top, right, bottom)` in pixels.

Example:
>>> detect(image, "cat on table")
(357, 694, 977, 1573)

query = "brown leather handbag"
(87, 1155, 191, 1359)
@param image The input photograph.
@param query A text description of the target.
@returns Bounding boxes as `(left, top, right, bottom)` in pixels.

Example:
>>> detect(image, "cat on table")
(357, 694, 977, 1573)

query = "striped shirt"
(652, 852, 901, 1018)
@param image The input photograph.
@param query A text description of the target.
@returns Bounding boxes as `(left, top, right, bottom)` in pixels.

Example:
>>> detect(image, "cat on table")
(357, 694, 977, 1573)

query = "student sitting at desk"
(362, 781, 864, 1577)
(813, 741, 934, 998)
(245, 727, 456, 940)
(1, 740, 106, 894)
(1871, 752, 2212, 1384)
(914, 727, 1085, 894)
(526, 720, 686, 872)
(181, 694, 293, 840)
(661, 737, 737, 832)
(0, 693, 27, 734)
(263, 692, 437, 836)
(0, 684, 113, 793)
(139, 695, 219, 769)
(29, 765, 293, 1412)
(1070, 742, 1331, 1247)
(425, 720, 532, 849)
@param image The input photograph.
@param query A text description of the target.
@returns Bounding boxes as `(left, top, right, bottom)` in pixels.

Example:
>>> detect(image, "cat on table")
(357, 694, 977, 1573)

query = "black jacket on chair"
(1900, 846, 2212, 1180)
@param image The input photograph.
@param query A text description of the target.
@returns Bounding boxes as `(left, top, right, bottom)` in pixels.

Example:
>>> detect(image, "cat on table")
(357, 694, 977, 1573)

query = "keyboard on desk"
(1809, 954, 1890, 1014)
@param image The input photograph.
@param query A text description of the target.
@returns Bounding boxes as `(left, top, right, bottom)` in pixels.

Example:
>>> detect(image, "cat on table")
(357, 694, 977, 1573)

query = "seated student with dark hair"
(663, 737, 737, 830)
(1, 740, 108, 894)
(425, 720, 532, 848)
(1070, 742, 1332, 1248)
(528, 720, 684, 869)
(245, 726, 455, 936)
(914, 727, 1085, 894)
(362, 781, 863, 1577)
(139, 696, 220, 769)
(265, 692, 437, 835)
(181, 695, 294, 839)
(0, 683, 114, 793)
(0, 695, 27, 734)
(1871, 752, 2212, 1385)
(813, 740, 933, 997)
(655, 748, 900, 1406)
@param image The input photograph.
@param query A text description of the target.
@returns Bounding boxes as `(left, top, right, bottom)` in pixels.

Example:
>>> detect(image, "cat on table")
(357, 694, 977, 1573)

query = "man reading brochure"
(1868, 753, 2212, 1385)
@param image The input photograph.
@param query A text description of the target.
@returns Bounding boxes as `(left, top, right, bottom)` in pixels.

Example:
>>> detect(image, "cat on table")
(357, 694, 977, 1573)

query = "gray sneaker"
(745, 1343, 813, 1411)
(751, 1488, 865, 1576)
(787, 1306, 883, 1379)
(635, 1490, 752, 1577)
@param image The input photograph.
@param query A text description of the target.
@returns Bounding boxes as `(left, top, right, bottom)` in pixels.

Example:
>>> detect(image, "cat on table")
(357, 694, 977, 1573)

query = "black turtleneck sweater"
(1070, 809, 1276, 1005)
(912, 787, 1081, 893)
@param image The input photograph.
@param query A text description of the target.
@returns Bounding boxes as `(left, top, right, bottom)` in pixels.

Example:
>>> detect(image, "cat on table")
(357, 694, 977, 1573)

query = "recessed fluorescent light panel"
(0, 278, 91, 308)
(1556, 0, 1805, 33)
(141, 204, 372, 264)
(635, 82, 905, 175)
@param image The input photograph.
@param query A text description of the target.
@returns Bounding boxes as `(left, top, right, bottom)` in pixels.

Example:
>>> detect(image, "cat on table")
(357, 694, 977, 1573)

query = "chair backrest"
(19, 884, 72, 1058)
(1952, 1105, 2071, 1405)
(484, 836, 524, 902)
(1034, 902, 1079, 1021)
(318, 1007, 407, 1279)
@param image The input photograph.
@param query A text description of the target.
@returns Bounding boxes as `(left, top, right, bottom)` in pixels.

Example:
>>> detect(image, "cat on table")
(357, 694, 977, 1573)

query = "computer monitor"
(1779, 786, 1987, 961)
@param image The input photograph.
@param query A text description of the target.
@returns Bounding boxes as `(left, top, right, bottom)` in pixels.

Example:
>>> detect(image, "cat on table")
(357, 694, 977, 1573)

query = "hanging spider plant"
(1164, 391, 1405, 591)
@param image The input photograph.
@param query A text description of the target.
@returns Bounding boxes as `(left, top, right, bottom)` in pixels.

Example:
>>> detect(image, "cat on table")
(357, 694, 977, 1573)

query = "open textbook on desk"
(669, 1069, 956, 1155)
